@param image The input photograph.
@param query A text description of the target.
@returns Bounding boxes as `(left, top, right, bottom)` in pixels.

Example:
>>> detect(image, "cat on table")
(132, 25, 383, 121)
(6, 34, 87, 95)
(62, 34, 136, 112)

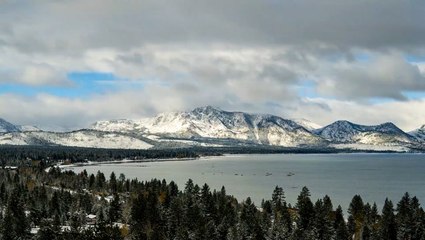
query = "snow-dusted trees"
(1, 166, 425, 239)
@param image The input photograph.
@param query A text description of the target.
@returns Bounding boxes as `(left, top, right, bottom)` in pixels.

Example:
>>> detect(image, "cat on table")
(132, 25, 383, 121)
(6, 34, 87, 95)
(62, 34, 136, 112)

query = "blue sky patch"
(297, 79, 319, 98)
(0, 71, 144, 97)
(403, 91, 425, 100)
(405, 55, 425, 63)
(67, 72, 117, 82)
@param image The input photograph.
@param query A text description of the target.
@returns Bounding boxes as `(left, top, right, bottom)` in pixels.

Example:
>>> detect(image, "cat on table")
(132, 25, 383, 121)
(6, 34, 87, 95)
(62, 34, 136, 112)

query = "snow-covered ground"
(0, 131, 153, 149)
(331, 143, 409, 152)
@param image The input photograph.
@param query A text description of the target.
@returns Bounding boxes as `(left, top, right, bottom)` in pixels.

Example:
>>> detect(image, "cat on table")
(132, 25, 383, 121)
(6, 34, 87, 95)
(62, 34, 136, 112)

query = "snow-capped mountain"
(410, 125, 425, 142)
(0, 118, 41, 133)
(315, 120, 415, 145)
(0, 118, 20, 133)
(1, 108, 424, 152)
(0, 130, 152, 149)
(18, 125, 41, 132)
(92, 106, 324, 147)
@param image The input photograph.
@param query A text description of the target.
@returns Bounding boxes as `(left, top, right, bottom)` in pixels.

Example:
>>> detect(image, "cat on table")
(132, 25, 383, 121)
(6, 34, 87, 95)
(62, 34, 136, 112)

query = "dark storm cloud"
(1, 0, 425, 53)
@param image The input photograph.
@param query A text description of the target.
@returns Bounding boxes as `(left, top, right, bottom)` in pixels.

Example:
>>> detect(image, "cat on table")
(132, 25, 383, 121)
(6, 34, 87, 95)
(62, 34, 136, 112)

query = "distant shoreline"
(48, 157, 200, 172)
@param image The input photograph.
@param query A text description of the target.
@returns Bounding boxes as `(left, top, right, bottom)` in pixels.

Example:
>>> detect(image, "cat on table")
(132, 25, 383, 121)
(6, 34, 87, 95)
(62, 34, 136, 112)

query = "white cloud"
(0, 1, 425, 130)
(314, 53, 425, 100)
(291, 98, 425, 131)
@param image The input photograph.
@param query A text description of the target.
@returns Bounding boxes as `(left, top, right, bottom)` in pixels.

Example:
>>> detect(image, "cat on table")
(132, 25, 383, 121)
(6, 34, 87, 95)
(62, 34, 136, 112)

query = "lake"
(66, 153, 425, 211)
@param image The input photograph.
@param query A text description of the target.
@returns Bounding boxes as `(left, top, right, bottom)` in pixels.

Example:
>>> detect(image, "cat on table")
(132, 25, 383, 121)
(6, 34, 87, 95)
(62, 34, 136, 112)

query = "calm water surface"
(67, 153, 425, 210)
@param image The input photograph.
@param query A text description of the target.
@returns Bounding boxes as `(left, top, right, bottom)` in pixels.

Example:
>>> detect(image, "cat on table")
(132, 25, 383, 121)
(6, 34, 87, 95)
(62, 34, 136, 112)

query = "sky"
(0, 0, 425, 131)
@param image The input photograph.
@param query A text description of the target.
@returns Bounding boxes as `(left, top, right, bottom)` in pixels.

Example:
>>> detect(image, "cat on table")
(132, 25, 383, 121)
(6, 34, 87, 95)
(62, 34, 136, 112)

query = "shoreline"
(47, 156, 200, 172)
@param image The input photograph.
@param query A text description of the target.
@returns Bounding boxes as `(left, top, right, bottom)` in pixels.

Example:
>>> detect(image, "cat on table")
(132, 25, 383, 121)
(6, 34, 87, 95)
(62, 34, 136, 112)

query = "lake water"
(67, 153, 425, 211)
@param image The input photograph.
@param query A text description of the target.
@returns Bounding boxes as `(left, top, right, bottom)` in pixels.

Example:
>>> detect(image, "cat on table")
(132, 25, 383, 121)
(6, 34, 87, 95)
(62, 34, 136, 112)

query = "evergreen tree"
(396, 192, 413, 240)
(37, 219, 60, 240)
(380, 198, 397, 240)
(130, 192, 148, 239)
(1, 188, 30, 239)
(108, 193, 122, 225)
(334, 205, 349, 240)
(240, 197, 265, 240)
(313, 199, 335, 240)
(110, 171, 118, 193)
(348, 195, 365, 240)
(369, 203, 381, 240)
(95, 170, 106, 190)
(89, 174, 95, 189)
(410, 196, 425, 240)
(294, 186, 315, 240)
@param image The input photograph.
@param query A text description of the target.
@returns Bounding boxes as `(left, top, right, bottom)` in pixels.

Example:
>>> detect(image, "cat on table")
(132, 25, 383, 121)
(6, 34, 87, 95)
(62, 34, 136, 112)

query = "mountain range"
(0, 106, 424, 152)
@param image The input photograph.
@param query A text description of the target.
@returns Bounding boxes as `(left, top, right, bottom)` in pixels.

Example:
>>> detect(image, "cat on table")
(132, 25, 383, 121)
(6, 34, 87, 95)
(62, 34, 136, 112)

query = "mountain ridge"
(1, 106, 424, 152)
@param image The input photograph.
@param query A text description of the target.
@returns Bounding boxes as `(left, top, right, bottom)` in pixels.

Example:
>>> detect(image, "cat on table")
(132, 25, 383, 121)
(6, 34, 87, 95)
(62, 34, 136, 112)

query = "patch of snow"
(0, 133, 29, 145)
(409, 125, 425, 142)
(31, 131, 153, 149)
(18, 125, 41, 132)
(91, 106, 324, 147)
(331, 143, 409, 152)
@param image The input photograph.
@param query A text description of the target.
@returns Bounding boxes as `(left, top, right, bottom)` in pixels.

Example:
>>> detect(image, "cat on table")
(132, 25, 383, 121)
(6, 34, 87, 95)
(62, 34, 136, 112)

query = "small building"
(86, 214, 97, 225)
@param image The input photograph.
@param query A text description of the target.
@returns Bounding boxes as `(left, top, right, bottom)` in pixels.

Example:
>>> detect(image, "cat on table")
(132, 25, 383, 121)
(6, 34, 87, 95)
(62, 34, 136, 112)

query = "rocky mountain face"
(0, 107, 424, 151)
(410, 125, 425, 142)
(314, 120, 414, 145)
(0, 130, 153, 149)
(92, 106, 325, 147)
(0, 118, 40, 133)
(0, 118, 20, 133)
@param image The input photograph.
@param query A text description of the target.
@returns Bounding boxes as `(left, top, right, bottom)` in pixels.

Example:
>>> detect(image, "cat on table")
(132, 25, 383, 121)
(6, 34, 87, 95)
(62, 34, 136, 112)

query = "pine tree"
(240, 197, 265, 239)
(348, 195, 365, 240)
(95, 170, 106, 190)
(0, 182, 6, 205)
(37, 219, 60, 240)
(1, 188, 30, 239)
(294, 186, 315, 240)
(369, 203, 381, 240)
(1, 207, 15, 240)
(396, 192, 413, 240)
(130, 192, 148, 239)
(380, 198, 397, 240)
(108, 193, 122, 225)
(334, 205, 349, 240)
(110, 171, 118, 193)
(410, 196, 425, 240)
(313, 199, 335, 240)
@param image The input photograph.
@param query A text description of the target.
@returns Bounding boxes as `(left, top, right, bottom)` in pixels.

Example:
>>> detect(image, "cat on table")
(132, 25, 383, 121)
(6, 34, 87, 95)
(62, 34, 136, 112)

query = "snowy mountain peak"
(1, 108, 424, 151)
(191, 106, 223, 114)
(316, 120, 414, 144)
(91, 107, 325, 147)
(374, 122, 405, 134)
(409, 125, 425, 142)
(0, 118, 20, 133)
(332, 120, 357, 128)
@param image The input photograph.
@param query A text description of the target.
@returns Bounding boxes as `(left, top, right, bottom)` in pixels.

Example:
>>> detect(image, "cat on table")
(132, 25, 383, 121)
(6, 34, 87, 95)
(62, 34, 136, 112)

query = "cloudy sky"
(1, 0, 425, 131)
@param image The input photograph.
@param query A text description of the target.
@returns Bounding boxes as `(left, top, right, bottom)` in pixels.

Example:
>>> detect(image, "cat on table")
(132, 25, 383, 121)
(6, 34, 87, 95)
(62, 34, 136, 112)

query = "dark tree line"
(0, 165, 424, 239)
(0, 146, 201, 167)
